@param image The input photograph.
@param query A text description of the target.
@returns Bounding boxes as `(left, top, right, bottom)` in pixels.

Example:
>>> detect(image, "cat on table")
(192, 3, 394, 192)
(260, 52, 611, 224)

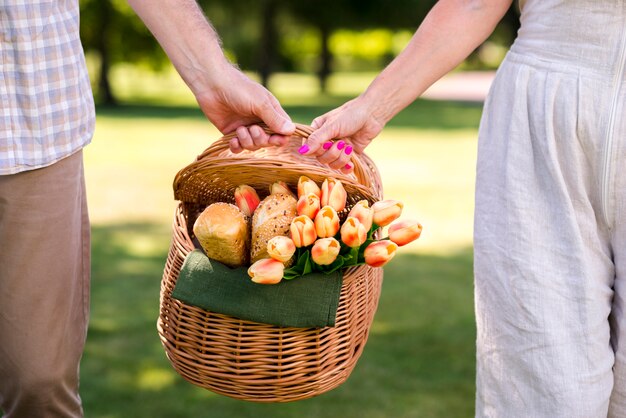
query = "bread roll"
(251, 193, 297, 264)
(193, 202, 249, 268)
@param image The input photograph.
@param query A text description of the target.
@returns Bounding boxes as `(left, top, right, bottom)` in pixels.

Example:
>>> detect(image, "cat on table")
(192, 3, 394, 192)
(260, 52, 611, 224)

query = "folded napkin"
(171, 249, 343, 328)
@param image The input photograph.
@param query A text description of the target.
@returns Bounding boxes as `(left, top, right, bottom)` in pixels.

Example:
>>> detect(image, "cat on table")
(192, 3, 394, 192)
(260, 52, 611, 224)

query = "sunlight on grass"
(137, 368, 176, 391)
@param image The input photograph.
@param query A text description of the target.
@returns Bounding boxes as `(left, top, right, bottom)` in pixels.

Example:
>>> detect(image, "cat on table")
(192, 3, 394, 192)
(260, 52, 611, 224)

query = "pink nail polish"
(298, 144, 310, 154)
(323, 141, 333, 150)
(344, 163, 352, 170)
(337, 141, 345, 150)
(345, 145, 353, 155)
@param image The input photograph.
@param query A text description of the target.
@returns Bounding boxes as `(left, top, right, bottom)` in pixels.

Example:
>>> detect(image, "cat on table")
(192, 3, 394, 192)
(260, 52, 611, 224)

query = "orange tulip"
(234, 184, 260, 217)
(321, 177, 347, 212)
(388, 220, 423, 247)
(267, 236, 296, 262)
(297, 192, 321, 219)
(364, 240, 398, 268)
(340, 217, 367, 248)
(290, 215, 317, 247)
(297, 176, 321, 199)
(311, 237, 341, 265)
(270, 181, 294, 197)
(248, 258, 284, 284)
(371, 200, 403, 227)
(314, 206, 340, 238)
(347, 200, 374, 231)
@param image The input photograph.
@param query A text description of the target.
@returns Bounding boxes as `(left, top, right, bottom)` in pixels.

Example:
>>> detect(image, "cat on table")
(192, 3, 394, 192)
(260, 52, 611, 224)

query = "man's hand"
(127, 0, 295, 146)
(193, 64, 295, 150)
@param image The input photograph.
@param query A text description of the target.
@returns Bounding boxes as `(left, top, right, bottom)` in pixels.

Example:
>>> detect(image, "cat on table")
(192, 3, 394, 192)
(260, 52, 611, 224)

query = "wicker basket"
(158, 124, 384, 402)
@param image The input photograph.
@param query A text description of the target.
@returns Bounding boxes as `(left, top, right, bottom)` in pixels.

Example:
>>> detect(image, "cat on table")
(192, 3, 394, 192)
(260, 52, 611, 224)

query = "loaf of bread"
(193, 202, 249, 268)
(251, 193, 297, 264)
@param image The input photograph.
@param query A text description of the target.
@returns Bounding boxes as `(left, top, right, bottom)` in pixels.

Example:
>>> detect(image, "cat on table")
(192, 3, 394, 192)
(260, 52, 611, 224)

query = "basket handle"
(186, 122, 382, 200)
(197, 123, 351, 163)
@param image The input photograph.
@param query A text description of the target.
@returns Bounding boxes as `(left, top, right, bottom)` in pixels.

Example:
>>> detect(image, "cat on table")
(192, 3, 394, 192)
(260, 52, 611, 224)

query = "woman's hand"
(301, 96, 387, 173)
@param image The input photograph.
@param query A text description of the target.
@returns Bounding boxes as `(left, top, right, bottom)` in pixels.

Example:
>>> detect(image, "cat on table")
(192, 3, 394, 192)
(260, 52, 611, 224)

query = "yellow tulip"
(321, 177, 347, 212)
(371, 200, 403, 227)
(311, 237, 341, 265)
(388, 220, 423, 247)
(347, 200, 374, 231)
(267, 236, 296, 262)
(269, 181, 294, 197)
(297, 192, 321, 219)
(364, 240, 398, 268)
(297, 176, 321, 199)
(289, 215, 317, 247)
(340, 216, 367, 248)
(314, 206, 340, 238)
(248, 258, 284, 284)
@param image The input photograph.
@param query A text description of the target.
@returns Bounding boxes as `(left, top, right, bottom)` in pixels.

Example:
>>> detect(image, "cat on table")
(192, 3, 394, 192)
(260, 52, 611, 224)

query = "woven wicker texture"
(158, 123, 384, 402)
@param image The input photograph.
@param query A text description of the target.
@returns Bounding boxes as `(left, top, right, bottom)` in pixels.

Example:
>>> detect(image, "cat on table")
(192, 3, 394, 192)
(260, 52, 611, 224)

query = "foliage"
(79, 0, 519, 100)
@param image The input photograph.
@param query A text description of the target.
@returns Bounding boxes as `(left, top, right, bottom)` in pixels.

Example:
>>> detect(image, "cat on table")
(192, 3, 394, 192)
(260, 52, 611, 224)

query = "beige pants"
(0, 151, 90, 417)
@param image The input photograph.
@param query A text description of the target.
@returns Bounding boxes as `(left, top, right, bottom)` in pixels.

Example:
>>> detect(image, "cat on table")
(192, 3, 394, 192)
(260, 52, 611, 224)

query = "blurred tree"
(80, 0, 166, 105)
(79, 0, 520, 102)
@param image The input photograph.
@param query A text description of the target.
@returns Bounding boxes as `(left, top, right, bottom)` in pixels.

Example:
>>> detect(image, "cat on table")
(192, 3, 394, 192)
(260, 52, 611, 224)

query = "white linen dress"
(474, 1, 626, 416)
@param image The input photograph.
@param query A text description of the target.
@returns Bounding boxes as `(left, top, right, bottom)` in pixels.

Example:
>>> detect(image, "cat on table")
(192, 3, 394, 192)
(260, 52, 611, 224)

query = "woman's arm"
(304, 0, 513, 172)
(127, 0, 295, 140)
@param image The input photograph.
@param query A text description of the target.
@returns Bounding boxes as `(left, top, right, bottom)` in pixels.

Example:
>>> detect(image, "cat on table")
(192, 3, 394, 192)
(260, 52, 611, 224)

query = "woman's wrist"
(359, 83, 403, 127)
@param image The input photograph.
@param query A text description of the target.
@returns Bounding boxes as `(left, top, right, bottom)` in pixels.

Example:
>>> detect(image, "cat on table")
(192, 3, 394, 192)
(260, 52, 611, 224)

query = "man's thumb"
(258, 100, 295, 135)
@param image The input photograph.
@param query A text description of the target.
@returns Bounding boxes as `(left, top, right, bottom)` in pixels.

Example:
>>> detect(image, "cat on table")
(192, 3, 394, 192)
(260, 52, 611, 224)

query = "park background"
(78, 1, 520, 417)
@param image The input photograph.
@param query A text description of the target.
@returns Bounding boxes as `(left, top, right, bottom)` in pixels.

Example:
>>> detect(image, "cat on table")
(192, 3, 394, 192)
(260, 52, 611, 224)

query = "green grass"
(78, 69, 482, 417)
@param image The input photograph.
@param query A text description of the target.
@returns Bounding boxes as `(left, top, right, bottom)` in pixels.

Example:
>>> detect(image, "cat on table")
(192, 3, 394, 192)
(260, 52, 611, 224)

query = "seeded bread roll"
(193, 202, 249, 268)
(251, 193, 297, 264)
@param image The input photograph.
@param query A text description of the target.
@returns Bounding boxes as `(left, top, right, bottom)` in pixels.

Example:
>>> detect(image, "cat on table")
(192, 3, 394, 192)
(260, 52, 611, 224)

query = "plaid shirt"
(0, 0, 95, 175)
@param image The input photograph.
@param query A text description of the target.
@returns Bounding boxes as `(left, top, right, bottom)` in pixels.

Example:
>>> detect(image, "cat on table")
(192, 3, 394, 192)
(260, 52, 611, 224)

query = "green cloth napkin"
(171, 249, 343, 328)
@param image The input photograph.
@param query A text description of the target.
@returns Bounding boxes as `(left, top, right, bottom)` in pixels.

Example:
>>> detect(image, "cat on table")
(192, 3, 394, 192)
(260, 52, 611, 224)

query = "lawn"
(80, 69, 483, 417)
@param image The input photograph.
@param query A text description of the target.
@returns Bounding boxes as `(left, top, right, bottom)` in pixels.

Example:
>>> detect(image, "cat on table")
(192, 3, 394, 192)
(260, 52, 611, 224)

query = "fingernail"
(283, 121, 296, 132)
(344, 145, 353, 155)
(337, 141, 345, 150)
(323, 141, 333, 150)
(298, 144, 310, 154)
(344, 163, 352, 170)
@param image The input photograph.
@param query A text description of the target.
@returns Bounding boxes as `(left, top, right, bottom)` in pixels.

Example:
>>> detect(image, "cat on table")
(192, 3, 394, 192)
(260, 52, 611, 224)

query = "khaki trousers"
(0, 151, 90, 417)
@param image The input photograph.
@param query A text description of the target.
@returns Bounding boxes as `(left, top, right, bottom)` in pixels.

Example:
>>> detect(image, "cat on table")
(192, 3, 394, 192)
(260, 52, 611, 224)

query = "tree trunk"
(96, 0, 116, 105)
(259, 0, 278, 88)
(318, 26, 332, 93)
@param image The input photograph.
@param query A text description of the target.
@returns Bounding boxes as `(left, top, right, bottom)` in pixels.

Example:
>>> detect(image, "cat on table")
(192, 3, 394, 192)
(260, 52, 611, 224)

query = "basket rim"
(172, 123, 383, 204)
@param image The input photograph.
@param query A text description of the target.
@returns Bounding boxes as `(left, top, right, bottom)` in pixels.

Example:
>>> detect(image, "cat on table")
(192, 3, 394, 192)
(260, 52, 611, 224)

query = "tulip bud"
(340, 216, 367, 248)
(314, 206, 340, 238)
(297, 192, 321, 219)
(388, 220, 423, 247)
(364, 240, 398, 268)
(290, 215, 317, 247)
(347, 200, 374, 232)
(234, 185, 261, 217)
(270, 181, 294, 197)
(311, 237, 341, 265)
(321, 177, 347, 212)
(371, 200, 404, 227)
(248, 258, 284, 284)
(267, 236, 296, 262)
(297, 176, 321, 199)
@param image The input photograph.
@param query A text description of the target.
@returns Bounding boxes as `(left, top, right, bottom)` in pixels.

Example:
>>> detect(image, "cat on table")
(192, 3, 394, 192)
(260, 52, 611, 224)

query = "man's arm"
(127, 0, 294, 141)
